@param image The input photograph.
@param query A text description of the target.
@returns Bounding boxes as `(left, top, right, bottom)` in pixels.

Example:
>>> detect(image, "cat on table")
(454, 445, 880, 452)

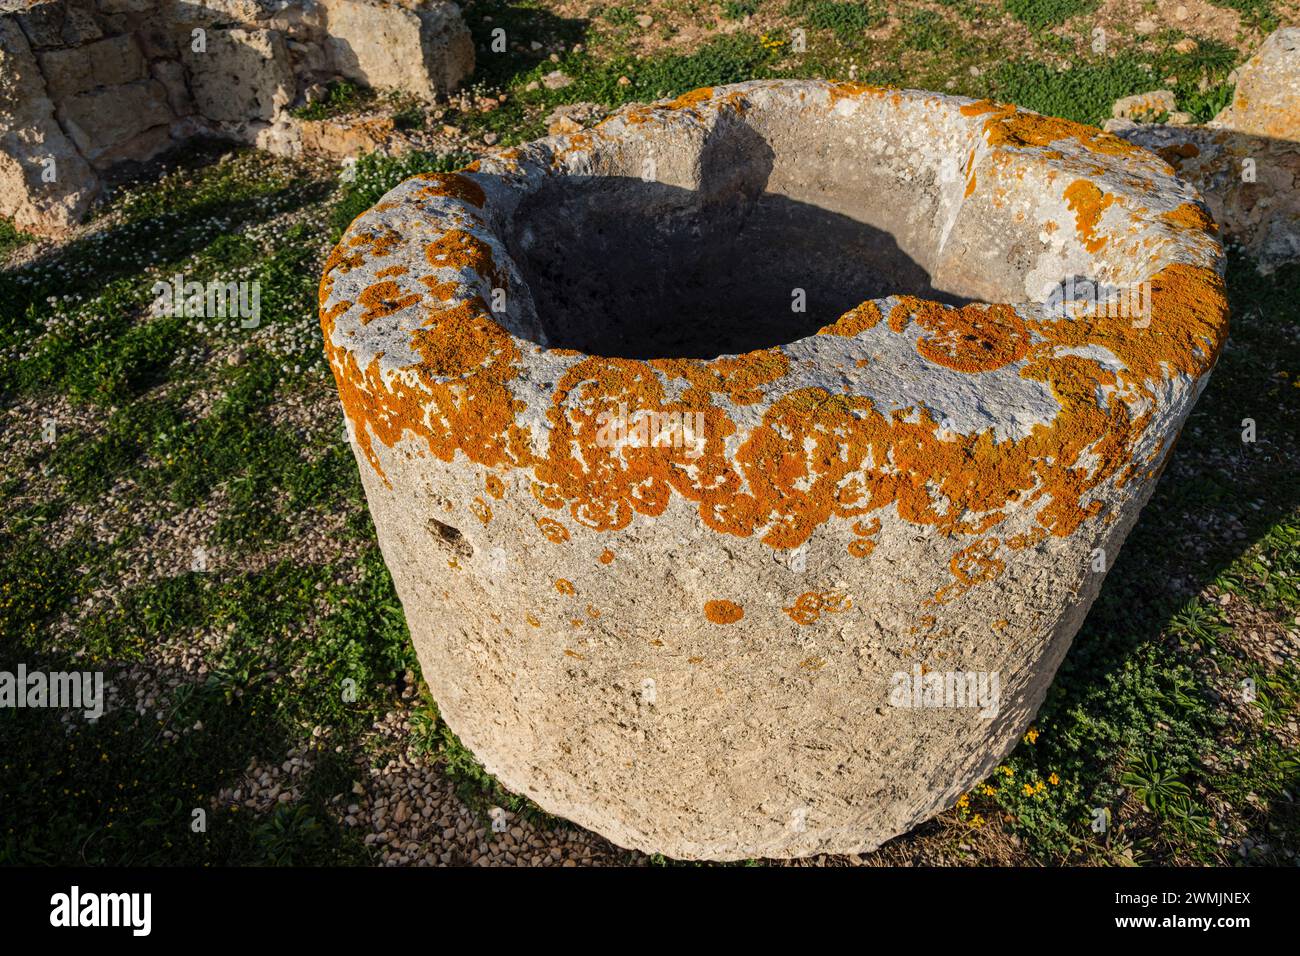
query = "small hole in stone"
(427, 518, 473, 558)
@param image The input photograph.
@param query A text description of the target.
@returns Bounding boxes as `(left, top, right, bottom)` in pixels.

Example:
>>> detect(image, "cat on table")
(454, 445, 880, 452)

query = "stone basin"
(319, 80, 1228, 860)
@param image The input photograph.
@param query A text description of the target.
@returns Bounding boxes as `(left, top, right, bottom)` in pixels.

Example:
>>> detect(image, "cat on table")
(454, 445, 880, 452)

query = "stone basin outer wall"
(320, 81, 1229, 860)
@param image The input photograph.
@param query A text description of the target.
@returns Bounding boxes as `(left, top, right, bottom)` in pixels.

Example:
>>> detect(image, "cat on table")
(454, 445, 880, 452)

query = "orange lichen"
(412, 172, 486, 207)
(1162, 202, 1218, 235)
(704, 599, 744, 624)
(555, 579, 576, 596)
(784, 590, 852, 625)
(848, 517, 882, 558)
(961, 99, 1148, 159)
(817, 301, 883, 337)
(470, 497, 492, 525)
(358, 280, 420, 324)
(599, 549, 615, 564)
(1063, 179, 1115, 254)
(891, 299, 1029, 373)
(485, 473, 505, 499)
(537, 517, 571, 543)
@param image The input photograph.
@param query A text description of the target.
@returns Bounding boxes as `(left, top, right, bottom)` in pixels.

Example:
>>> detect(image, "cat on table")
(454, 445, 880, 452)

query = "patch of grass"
(901, 9, 961, 51)
(721, 0, 760, 17)
(1207, 0, 1278, 33)
(0, 218, 32, 261)
(1003, 0, 1096, 30)
(789, 0, 885, 40)
(989, 55, 1156, 125)
(290, 80, 369, 120)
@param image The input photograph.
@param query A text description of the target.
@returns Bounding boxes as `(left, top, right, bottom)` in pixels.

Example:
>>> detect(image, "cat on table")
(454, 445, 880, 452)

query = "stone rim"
(321, 79, 1228, 552)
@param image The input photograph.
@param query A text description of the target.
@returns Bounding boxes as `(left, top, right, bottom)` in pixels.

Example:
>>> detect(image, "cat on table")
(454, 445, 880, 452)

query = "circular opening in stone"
(506, 116, 978, 360)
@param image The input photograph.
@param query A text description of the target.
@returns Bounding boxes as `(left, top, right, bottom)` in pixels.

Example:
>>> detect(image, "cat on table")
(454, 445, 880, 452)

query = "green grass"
(1208, 0, 1279, 32)
(1003, 0, 1097, 30)
(0, 219, 31, 261)
(789, 0, 885, 40)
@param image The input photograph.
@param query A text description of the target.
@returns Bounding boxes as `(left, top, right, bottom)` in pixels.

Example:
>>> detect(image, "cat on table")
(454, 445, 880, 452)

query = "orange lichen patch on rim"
(411, 172, 486, 207)
(599, 549, 615, 564)
(704, 599, 744, 624)
(826, 81, 887, 106)
(890, 299, 1029, 373)
(668, 87, 715, 110)
(1063, 179, 1115, 254)
(555, 578, 576, 595)
(961, 99, 1148, 159)
(784, 590, 852, 625)
(655, 348, 790, 405)
(424, 228, 507, 292)
(817, 301, 883, 338)
(537, 517, 571, 543)
(358, 280, 421, 324)
(1161, 202, 1218, 235)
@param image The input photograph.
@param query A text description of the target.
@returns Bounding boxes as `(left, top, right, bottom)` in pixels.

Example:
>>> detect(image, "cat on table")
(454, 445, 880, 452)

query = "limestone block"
(319, 0, 473, 100)
(1212, 28, 1300, 143)
(0, 13, 100, 235)
(319, 81, 1228, 859)
(299, 114, 395, 156)
(38, 33, 146, 100)
(151, 58, 194, 116)
(182, 27, 295, 123)
(1111, 89, 1175, 121)
(57, 77, 174, 166)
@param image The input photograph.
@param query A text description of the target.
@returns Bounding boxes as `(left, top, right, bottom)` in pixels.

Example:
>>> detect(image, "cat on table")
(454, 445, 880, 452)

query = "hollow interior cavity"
(505, 110, 1009, 360)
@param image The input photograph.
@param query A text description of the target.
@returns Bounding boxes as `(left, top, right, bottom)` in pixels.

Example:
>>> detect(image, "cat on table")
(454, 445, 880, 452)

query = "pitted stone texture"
(0, 13, 98, 235)
(0, 0, 474, 235)
(182, 28, 295, 123)
(1212, 28, 1300, 143)
(1114, 122, 1300, 274)
(320, 81, 1228, 860)
(320, 0, 473, 102)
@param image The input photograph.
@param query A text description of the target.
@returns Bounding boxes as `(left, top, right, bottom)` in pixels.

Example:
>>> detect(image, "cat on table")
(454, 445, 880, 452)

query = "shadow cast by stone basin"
(506, 123, 969, 359)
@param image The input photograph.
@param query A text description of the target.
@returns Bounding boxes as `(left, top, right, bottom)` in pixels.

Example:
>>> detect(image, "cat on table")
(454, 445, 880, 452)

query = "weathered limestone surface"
(1211, 27, 1300, 142)
(321, 81, 1229, 859)
(0, 11, 98, 235)
(0, 0, 474, 235)
(320, 0, 474, 103)
(1107, 27, 1300, 274)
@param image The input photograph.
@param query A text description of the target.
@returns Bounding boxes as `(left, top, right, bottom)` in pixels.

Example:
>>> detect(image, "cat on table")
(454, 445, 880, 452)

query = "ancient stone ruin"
(0, 0, 473, 236)
(320, 81, 1229, 859)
